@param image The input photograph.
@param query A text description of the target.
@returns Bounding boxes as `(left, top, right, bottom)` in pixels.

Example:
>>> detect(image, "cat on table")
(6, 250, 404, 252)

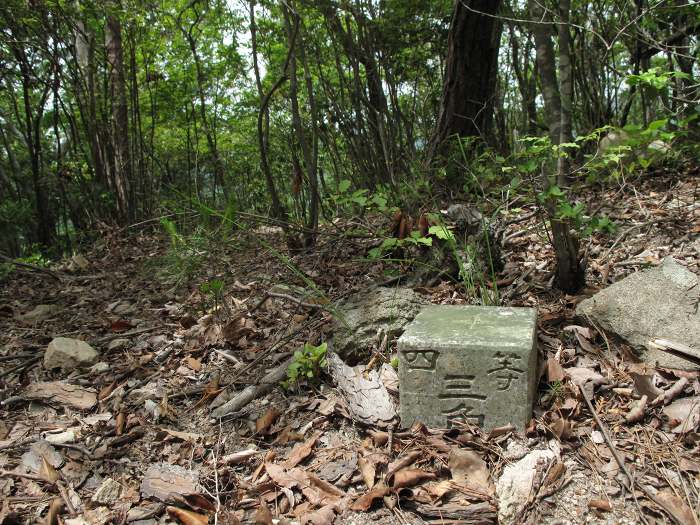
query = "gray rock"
(91, 477, 122, 504)
(576, 257, 700, 370)
(398, 305, 537, 430)
(44, 337, 99, 370)
(332, 287, 426, 358)
(107, 338, 129, 352)
(496, 446, 558, 524)
(17, 304, 59, 323)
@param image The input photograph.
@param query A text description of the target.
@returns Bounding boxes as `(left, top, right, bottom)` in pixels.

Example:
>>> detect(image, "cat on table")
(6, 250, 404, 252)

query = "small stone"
(91, 477, 122, 505)
(140, 463, 199, 502)
(107, 338, 129, 352)
(397, 305, 537, 430)
(72, 254, 90, 270)
(44, 337, 99, 370)
(17, 304, 59, 323)
(504, 439, 529, 461)
(90, 362, 110, 373)
(496, 448, 557, 524)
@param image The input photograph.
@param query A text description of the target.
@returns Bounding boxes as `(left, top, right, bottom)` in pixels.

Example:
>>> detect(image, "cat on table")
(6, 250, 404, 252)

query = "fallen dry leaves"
(1, 172, 700, 524)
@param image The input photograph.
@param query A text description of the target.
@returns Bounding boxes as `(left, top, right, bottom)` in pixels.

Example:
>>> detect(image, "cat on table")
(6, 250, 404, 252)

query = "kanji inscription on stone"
(397, 305, 537, 430)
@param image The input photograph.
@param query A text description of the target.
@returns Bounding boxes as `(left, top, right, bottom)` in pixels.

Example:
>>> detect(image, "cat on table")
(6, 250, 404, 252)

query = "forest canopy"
(0, 0, 698, 289)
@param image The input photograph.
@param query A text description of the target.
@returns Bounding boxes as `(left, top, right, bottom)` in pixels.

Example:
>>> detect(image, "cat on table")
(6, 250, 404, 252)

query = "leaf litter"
(0, 173, 699, 524)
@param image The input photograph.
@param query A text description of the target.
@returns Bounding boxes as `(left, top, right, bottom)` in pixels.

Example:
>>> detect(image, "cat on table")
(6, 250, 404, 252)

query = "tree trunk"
(557, 0, 573, 186)
(530, 0, 585, 293)
(426, 0, 503, 162)
(105, 7, 133, 223)
(530, 1, 561, 146)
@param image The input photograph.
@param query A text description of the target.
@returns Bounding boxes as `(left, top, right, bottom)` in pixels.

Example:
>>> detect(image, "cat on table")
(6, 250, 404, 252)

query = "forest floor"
(1, 168, 699, 525)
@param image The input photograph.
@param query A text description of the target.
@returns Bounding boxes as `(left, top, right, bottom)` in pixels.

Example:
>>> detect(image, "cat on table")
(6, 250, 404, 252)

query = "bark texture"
(427, 0, 502, 160)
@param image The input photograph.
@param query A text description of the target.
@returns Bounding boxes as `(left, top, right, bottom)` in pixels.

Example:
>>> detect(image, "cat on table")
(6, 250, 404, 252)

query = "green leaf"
(428, 225, 454, 241)
(647, 119, 667, 131)
(338, 180, 351, 193)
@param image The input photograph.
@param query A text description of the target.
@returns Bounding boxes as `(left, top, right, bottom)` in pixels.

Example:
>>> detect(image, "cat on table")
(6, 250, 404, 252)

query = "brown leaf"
(358, 456, 376, 489)
(350, 485, 390, 511)
(39, 456, 60, 483)
(99, 381, 117, 401)
(651, 489, 695, 524)
(44, 498, 62, 525)
(283, 432, 320, 468)
(256, 407, 281, 434)
(629, 372, 663, 400)
(265, 463, 343, 506)
(386, 451, 422, 482)
(180, 493, 217, 512)
(392, 468, 436, 489)
(546, 356, 566, 383)
(624, 395, 647, 424)
(24, 381, 97, 411)
(448, 448, 492, 494)
(166, 506, 209, 525)
(185, 357, 202, 371)
(254, 500, 273, 525)
(663, 396, 700, 433)
(588, 499, 612, 512)
(301, 504, 336, 525)
(265, 462, 302, 489)
(110, 319, 133, 332)
(550, 416, 572, 440)
(116, 412, 126, 435)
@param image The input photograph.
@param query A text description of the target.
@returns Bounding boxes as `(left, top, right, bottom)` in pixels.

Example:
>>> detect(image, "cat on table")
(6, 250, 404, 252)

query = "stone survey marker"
(398, 305, 537, 430)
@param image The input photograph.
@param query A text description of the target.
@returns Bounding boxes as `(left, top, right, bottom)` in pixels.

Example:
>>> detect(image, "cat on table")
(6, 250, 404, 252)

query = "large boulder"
(576, 257, 700, 370)
(332, 287, 426, 359)
(44, 337, 99, 371)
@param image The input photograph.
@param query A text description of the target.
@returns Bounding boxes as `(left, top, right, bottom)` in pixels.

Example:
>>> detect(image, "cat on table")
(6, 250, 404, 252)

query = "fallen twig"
(211, 357, 292, 418)
(0, 355, 41, 379)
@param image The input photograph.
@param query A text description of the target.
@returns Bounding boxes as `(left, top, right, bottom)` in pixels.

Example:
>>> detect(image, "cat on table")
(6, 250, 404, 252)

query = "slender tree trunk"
(105, 7, 133, 222)
(530, 0, 585, 293)
(284, 7, 320, 248)
(11, 46, 55, 248)
(557, 0, 573, 186)
(530, 1, 561, 146)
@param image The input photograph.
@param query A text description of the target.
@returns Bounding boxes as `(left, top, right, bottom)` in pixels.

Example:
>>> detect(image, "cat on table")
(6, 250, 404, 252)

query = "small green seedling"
(283, 341, 328, 389)
(390, 356, 399, 370)
(548, 380, 566, 403)
(200, 279, 224, 313)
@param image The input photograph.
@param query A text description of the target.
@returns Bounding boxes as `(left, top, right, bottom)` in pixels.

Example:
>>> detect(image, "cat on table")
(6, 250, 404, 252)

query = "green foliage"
(548, 380, 566, 403)
(327, 180, 391, 214)
(156, 218, 207, 285)
(367, 231, 433, 260)
(200, 278, 224, 312)
(626, 67, 689, 92)
(282, 342, 328, 389)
